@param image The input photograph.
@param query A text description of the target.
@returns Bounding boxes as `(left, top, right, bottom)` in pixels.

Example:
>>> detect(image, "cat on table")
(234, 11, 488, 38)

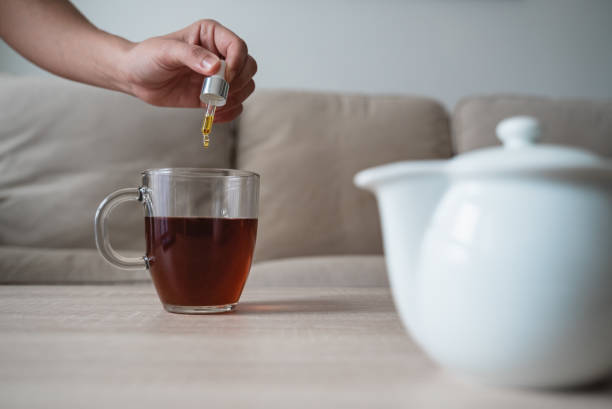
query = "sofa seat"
(0, 246, 147, 284)
(247, 255, 388, 288)
(0, 248, 388, 288)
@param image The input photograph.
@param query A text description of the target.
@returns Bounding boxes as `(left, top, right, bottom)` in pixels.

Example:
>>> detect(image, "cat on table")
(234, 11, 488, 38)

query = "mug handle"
(94, 187, 148, 270)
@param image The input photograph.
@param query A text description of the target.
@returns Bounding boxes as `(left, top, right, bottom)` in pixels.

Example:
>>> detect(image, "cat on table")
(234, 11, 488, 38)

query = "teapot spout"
(354, 161, 447, 330)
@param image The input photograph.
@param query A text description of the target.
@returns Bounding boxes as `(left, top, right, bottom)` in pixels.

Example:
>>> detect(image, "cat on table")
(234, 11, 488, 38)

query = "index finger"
(199, 20, 248, 83)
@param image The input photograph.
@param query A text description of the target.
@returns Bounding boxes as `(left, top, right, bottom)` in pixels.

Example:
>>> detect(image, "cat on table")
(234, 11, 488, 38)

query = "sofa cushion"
(246, 255, 387, 288)
(453, 95, 612, 155)
(237, 90, 452, 261)
(0, 74, 234, 282)
(0, 246, 147, 283)
(0, 248, 387, 287)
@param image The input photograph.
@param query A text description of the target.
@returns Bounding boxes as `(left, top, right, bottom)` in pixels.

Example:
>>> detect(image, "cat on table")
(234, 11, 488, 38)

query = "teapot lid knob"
(496, 116, 541, 149)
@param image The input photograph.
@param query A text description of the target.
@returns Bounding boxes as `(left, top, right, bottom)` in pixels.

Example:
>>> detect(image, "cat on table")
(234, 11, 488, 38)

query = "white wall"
(1, 0, 611, 108)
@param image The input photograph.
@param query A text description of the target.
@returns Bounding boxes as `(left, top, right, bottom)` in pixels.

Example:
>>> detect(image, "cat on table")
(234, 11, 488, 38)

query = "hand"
(119, 19, 257, 122)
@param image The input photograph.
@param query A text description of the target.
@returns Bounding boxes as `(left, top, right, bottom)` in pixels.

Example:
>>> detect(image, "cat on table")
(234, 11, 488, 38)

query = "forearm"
(0, 0, 133, 92)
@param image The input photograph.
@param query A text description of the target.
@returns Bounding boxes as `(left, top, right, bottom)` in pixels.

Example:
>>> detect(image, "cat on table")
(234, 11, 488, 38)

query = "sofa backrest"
(453, 95, 612, 156)
(236, 90, 453, 261)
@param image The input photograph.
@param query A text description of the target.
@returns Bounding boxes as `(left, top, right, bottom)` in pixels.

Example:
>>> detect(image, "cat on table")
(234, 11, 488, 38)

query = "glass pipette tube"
(201, 103, 216, 147)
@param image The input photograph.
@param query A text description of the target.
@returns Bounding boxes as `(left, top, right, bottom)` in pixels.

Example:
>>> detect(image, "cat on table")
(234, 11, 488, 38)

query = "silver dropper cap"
(200, 60, 229, 107)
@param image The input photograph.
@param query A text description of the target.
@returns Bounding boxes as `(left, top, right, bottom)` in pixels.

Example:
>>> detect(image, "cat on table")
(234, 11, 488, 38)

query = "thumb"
(167, 41, 220, 76)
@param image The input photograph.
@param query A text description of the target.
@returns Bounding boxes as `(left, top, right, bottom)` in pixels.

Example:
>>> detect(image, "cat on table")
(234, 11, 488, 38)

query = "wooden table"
(1, 284, 610, 408)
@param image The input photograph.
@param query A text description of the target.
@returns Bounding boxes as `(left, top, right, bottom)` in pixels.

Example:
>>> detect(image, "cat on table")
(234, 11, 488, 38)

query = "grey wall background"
(1, 0, 611, 108)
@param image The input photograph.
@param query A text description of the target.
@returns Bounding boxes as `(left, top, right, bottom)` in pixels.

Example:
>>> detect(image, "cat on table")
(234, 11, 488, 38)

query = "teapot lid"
(448, 116, 609, 173)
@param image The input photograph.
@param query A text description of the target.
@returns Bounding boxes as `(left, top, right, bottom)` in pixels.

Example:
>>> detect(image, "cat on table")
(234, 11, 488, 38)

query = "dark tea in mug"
(145, 216, 258, 307)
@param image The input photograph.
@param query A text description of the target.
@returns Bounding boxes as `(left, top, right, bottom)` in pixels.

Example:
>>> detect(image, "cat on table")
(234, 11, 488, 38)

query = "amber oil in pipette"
(201, 104, 216, 147)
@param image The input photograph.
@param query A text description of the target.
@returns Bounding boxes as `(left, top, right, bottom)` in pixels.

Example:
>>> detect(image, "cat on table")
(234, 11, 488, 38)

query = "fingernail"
(201, 55, 219, 71)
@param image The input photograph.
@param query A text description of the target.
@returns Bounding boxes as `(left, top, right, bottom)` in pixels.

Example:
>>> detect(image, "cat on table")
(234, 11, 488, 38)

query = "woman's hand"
(120, 19, 257, 122)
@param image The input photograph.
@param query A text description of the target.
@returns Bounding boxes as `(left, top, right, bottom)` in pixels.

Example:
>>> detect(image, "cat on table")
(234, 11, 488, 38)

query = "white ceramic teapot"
(355, 116, 612, 388)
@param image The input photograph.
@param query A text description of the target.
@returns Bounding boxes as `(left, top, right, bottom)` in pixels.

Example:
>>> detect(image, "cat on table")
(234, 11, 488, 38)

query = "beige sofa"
(1, 74, 611, 285)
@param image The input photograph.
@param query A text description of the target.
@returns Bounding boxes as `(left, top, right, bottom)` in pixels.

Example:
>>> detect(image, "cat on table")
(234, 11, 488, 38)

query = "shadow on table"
(471, 374, 612, 396)
(545, 377, 612, 394)
(236, 297, 393, 315)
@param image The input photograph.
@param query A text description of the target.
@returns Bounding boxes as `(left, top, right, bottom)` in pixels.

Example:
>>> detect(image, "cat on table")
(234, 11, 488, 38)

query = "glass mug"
(94, 168, 259, 314)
